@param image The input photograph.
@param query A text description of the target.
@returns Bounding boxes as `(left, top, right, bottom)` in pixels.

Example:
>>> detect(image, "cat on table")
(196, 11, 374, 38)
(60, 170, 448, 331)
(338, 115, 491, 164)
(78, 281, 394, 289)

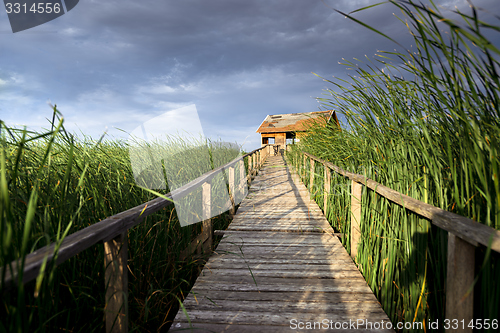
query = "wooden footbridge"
(171, 154, 393, 332)
(3, 144, 500, 332)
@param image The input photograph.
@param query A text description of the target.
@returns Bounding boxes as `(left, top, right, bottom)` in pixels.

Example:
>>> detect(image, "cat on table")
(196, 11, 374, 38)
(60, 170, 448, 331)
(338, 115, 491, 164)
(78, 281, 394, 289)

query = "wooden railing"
(1, 145, 270, 333)
(293, 150, 500, 333)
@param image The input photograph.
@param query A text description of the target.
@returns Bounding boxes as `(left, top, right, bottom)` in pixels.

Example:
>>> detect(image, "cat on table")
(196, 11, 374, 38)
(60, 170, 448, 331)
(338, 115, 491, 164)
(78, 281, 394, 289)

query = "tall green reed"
(0, 108, 241, 332)
(289, 0, 500, 331)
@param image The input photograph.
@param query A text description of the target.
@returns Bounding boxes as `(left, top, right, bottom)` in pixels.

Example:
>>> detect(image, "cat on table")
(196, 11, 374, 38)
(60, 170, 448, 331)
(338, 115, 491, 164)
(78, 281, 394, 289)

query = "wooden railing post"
(446, 233, 475, 332)
(303, 155, 307, 180)
(240, 159, 246, 193)
(104, 232, 128, 333)
(309, 158, 315, 194)
(202, 182, 212, 253)
(253, 153, 257, 174)
(323, 164, 331, 214)
(228, 166, 235, 215)
(350, 180, 362, 261)
(248, 154, 252, 178)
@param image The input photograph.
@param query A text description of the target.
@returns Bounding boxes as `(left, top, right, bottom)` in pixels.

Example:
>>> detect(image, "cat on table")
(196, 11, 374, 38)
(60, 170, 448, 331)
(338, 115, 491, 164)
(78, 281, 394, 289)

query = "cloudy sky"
(1, 0, 499, 151)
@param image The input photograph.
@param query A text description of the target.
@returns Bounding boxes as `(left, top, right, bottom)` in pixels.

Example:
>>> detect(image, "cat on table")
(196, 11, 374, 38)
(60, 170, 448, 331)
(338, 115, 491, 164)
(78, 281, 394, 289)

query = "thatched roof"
(256, 110, 334, 133)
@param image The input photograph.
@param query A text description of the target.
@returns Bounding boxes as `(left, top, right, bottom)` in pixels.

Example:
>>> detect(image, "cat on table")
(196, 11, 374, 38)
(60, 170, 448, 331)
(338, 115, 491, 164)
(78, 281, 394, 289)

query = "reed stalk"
(288, 1, 500, 331)
(0, 108, 241, 332)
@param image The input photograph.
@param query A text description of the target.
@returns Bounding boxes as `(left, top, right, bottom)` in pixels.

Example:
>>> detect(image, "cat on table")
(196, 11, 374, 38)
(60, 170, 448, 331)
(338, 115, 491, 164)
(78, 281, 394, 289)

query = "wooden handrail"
(302, 151, 500, 252)
(296, 150, 500, 333)
(1, 144, 270, 333)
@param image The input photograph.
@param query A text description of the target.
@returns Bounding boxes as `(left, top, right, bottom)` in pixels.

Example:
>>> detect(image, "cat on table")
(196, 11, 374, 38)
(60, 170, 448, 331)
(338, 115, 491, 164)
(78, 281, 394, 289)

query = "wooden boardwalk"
(172, 155, 393, 332)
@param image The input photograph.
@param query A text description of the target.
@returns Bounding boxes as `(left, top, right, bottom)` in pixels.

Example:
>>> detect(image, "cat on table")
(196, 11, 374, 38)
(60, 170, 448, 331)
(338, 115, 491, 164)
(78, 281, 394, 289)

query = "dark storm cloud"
(1, 0, 499, 149)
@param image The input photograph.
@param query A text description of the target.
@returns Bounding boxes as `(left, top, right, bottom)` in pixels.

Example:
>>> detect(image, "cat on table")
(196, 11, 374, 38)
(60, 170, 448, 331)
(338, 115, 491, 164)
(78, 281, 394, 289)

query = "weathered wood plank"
(351, 180, 362, 260)
(213, 233, 340, 243)
(211, 252, 351, 261)
(182, 290, 379, 303)
(196, 268, 364, 279)
(201, 182, 212, 253)
(170, 322, 393, 333)
(180, 298, 388, 314)
(235, 211, 326, 217)
(174, 309, 392, 326)
(206, 257, 355, 266)
(104, 232, 128, 333)
(446, 233, 475, 333)
(172, 154, 393, 332)
(236, 206, 322, 212)
(324, 163, 331, 214)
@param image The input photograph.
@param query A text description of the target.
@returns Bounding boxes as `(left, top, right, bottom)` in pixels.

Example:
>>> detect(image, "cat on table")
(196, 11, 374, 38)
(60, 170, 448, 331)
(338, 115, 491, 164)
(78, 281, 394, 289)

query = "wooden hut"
(256, 110, 337, 153)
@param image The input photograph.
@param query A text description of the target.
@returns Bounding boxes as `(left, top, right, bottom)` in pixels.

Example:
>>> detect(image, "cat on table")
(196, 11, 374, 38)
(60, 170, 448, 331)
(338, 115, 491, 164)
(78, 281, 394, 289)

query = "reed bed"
(0, 109, 242, 332)
(288, 0, 500, 331)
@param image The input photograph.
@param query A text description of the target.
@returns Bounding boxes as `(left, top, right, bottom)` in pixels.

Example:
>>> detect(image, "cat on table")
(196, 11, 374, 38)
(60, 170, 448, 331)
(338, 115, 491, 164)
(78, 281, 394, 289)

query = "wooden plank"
(191, 277, 375, 294)
(241, 199, 316, 206)
(205, 261, 360, 271)
(235, 210, 325, 216)
(214, 245, 352, 256)
(248, 154, 252, 178)
(235, 206, 322, 213)
(228, 166, 235, 215)
(104, 232, 128, 333)
(303, 154, 307, 178)
(172, 154, 393, 332)
(195, 268, 363, 279)
(238, 203, 318, 208)
(202, 182, 212, 253)
(182, 290, 379, 303)
(212, 231, 340, 242)
(231, 215, 328, 222)
(446, 233, 475, 333)
(174, 309, 392, 326)
(210, 252, 351, 261)
(207, 257, 355, 266)
(310, 158, 315, 194)
(180, 298, 387, 313)
(351, 180, 362, 260)
(324, 163, 331, 214)
(214, 240, 343, 249)
(239, 159, 246, 194)
(171, 322, 393, 333)
(227, 223, 334, 233)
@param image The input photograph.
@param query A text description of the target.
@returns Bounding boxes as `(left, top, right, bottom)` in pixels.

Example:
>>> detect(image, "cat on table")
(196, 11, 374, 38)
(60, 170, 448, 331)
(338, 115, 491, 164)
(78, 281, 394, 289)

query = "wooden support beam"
(324, 164, 331, 214)
(104, 232, 128, 333)
(303, 155, 307, 180)
(350, 180, 362, 261)
(228, 167, 235, 215)
(202, 182, 212, 253)
(446, 233, 475, 333)
(253, 154, 257, 175)
(309, 158, 315, 194)
(248, 154, 252, 178)
(239, 159, 246, 195)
